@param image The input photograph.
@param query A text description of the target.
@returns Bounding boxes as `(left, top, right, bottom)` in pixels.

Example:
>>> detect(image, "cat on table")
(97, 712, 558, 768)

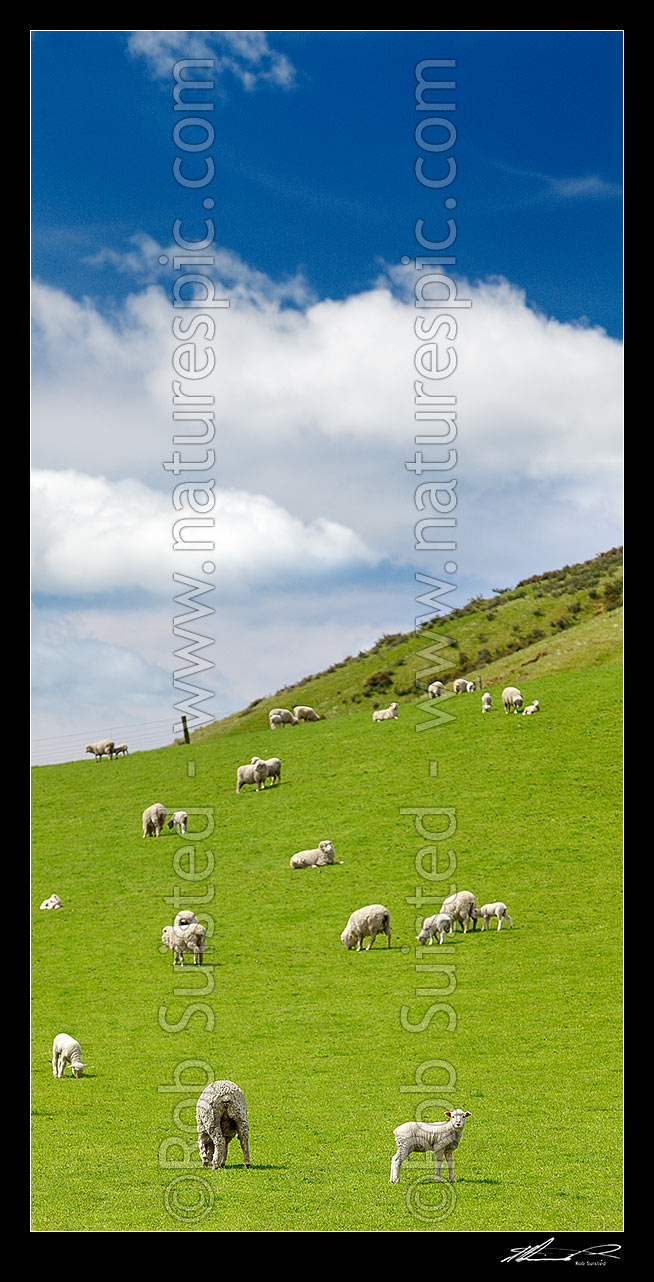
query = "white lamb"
(85, 739, 114, 760)
(372, 702, 399, 722)
(479, 901, 513, 931)
(293, 705, 321, 722)
(113, 744, 129, 756)
(502, 685, 524, 714)
(390, 1109, 471, 1184)
(290, 840, 342, 869)
(269, 708, 299, 726)
(52, 1033, 87, 1078)
(440, 890, 479, 933)
(481, 692, 492, 712)
(522, 700, 540, 716)
(466, 681, 476, 693)
(161, 921, 207, 966)
(268, 713, 283, 730)
(142, 802, 167, 837)
(236, 759, 268, 794)
(196, 1080, 250, 1169)
(341, 904, 391, 951)
(167, 811, 188, 835)
(39, 894, 63, 910)
(251, 756, 281, 786)
(416, 912, 453, 946)
(427, 681, 445, 698)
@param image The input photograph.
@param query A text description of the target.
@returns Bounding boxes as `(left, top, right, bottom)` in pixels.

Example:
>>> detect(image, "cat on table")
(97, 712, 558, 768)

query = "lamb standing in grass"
(390, 1109, 471, 1184)
(196, 1080, 251, 1169)
(416, 912, 453, 945)
(479, 901, 513, 931)
(428, 681, 445, 698)
(440, 890, 479, 933)
(502, 685, 524, 714)
(113, 744, 129, 756)
(40, 893, 63, 910)
(522, 699, 540, 716)
(290, 840, 342, 869)
(236, 759, 268, 794)
(85, 739, 115, 760)
(161, 921, 207, 966)
(372, 702, 399, 722)
(341, 904, 391, 950)
(293, 705, 321, 722)
(168, 811, 188, 835)
(52, 1033, 87, 1078)
(481, 692, 492, 713)
(251, 756, 281, 786)
(269, 708, 299, 726)
(142, 802, 167, 837)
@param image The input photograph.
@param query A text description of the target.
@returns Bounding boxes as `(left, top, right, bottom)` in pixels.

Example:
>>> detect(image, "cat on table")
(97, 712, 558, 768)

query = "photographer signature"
(501, 1238, 621, 1262)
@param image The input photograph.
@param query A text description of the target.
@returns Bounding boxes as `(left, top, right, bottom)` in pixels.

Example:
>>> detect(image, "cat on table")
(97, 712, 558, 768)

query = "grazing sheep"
(85, 739, 115, 760)
(428, 681, 445, 698)
(113, 744, 129, 756)
(390, 1109, 471, 1184)
(481, 691, 492, 713)
(196, 1080, 251, 1169)
(502, 685, 524, 714)
(52, 1033, 87, 1079)
(236, 759, 268, 794)
(290, 839, 342, 869)
(142, 802, 167, 837)
(416, 912, 453, 946)
(269, 708, 299, 726)
(452, 679, 469, 694)
(341, 904, 391, 951)
(466, 681, 476, 693)
(251, 756, 281, 787)
(372, 702, 399, 722)
(479, 901, 513, 931)
(167, 811, 188, 835)
(161, 921, 207, 966)
(522, 700, 540, 716)
(293, 705, 321, 722)
(39, 893, 63, 910)
(440, 890, 479, 933)
(268, 713, 283, 730)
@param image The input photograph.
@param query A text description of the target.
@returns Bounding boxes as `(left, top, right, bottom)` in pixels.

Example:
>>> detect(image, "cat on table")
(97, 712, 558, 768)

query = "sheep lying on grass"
(502, 685, 524, 714)
(341, 905, 391, 950)
(390, 1109, 471, 1184)
(416, 912, 453, 945)
(440, 891, 479, 933)
(196, 1080, 250, 1169)
(40, 894, 63, 910)
(161, 920, 207, 966)
(522, 699, 540, 716)
(52, 1033, 87, 1078)
(85, 739, 114, 760)
(372, 702, 398, 722)
(290, 840, 342, 869)
(251, 756, 281, 786)
(236, 759, 268, 794)
(479, 901, 513, 931)
(168, 811, 188, 835)
(142, 803, 167, 837)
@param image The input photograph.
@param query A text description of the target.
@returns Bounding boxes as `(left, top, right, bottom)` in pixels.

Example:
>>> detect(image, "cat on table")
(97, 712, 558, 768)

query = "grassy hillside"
(31, 662, 622, 1232)
(191, 548, 622, 742)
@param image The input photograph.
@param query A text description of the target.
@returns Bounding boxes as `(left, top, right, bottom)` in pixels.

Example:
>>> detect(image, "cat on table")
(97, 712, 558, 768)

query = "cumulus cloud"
(126, 30, 296, 90)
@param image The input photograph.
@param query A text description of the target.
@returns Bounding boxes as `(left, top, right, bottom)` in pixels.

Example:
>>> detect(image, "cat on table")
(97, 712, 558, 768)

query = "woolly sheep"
(85, 739, 115, 760)
(290, 839, 342, 869)
(167, 811, 188, 835)
(440, 890, 479, 933)
(113, 743, 129, 756)
(427, 681, 445, 698)
(268, 713, 283, 730)
(481, 691, 492, 713)
(269, 708, 299, 726)
(479, 901, 513, 931)
(416, 912, 453, 946)
(196, 1080, 251, 1169)
(52, 1033, 87, 1078)
(452, 679, 469, 694)
(161, 921, 207, 966)
(236, 759, 268, 794)
(372, 702, 399, 722)
(390, 1109, 471, 1184)
(341, 904, 391, 951)
(502, 686, 524, 714)
(466, 681, 476, 693)
(522, 699, 540, 716)
(39, 893, 63, 910)
(174, 909, 198, 930)
(293, 705, 321, 722)
(251, 756, 281, 787)
(142, 802, 167, 837)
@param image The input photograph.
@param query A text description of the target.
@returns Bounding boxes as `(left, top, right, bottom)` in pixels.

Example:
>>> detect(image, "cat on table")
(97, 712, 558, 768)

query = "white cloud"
(126, 30, 296, 90)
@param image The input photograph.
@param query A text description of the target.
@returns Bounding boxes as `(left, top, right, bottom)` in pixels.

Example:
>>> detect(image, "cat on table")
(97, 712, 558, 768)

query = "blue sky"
(31, 30, 623, 762)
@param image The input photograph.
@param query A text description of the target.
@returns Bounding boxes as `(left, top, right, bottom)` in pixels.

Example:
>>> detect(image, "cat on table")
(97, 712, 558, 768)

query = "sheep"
(236, 759, 268, 794)
(341, 904, 391, 951)
(52, 1033, 87, 1079)
(466, 681, 476, 693)
(84, 739, 115, 760)
(161, 921, 207, 966)
(479, 901, 513, 931)
(293, 705, 321, 722)
(290, 839, 342, 869)
(142, 802, 167, 837)
(39, 893, 63, 910)
(268, 713, 283, 730)
(452, 679, 469, 694)
(481, 691, 492, 713)
(269, 708, 299, 726)
(390, 1109, 471, 1184)
(427, 681, 445, 698)
(174, 909, 198, 930)
(113, 743, 129, 756)
(522, 699, 540, 716)
(372, 702, 399, 722)
(416, 912, 453, 946)
(196, 1080, 250, 1169)
(502, 685, 524, 714)
(440, 890, 479, 933)
(167, 811, 188, 835)
(251, 756, 281, 787)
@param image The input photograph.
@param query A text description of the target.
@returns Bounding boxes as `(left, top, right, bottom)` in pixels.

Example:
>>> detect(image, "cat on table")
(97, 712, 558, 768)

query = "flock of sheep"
(48, 678, 531, 1188)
